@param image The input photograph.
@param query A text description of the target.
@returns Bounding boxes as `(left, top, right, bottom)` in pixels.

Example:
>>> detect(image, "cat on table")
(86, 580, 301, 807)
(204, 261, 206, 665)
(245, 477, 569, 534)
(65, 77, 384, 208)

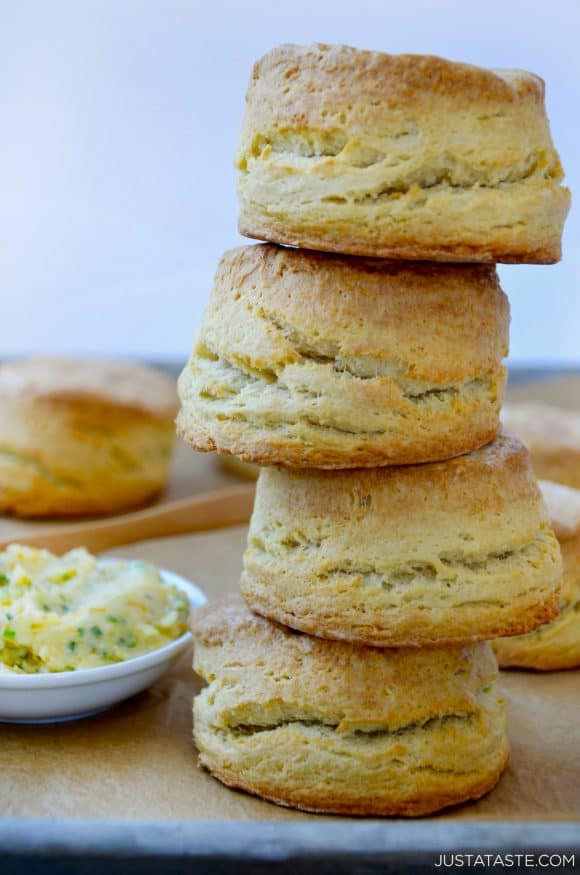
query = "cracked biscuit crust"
(236, 44, 570, 263)
(495, 481, 580, 670)
(192, 596, 509, 816)
(241, 434, 562, 647)
(177, 244, 509, 468)
(0, 358, 177, 517)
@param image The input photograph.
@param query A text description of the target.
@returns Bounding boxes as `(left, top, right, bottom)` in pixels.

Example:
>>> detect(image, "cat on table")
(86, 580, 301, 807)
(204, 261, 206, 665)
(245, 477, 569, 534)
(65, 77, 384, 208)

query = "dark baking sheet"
(1, 820, 579, 874)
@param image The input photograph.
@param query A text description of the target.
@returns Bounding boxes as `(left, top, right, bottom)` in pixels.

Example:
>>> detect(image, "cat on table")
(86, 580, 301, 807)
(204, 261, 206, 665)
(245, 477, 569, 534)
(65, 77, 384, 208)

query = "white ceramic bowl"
(0, 567, 206, 723)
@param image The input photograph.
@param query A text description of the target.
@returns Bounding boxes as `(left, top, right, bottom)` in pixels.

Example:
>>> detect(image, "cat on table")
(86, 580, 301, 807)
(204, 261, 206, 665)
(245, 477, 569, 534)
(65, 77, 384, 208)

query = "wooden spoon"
(0, 484, 256, 554)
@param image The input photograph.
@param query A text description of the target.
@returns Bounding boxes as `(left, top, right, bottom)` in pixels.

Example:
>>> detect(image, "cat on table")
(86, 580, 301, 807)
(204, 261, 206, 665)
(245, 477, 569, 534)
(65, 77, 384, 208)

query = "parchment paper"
(0, 377, 579, 820)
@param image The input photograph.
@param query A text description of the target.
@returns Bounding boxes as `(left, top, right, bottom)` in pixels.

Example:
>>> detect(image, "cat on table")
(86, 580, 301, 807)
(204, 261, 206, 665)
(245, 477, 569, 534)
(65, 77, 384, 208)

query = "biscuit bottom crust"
(240, 583, 560, 649)
(194, 701, 509, 816)
(237, 167, 569, 265)
(177, 405, 499, 469)
(239, 212, 561, 265)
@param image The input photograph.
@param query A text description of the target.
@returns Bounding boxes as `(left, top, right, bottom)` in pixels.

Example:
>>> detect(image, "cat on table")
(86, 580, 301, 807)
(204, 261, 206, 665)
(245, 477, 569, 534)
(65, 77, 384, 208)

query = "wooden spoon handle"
(0, 484, 256, 554)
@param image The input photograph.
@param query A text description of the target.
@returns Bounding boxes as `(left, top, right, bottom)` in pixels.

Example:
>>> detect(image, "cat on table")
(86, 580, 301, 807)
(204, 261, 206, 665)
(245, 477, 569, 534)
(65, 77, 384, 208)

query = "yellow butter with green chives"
(0, 545, 189, 673)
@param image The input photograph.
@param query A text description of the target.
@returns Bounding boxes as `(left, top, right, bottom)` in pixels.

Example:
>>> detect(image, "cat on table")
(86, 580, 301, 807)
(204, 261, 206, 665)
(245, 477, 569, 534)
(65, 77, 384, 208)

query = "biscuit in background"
(0, 357, 178, 518)
(495, 480, 580, 670)
(241, 433, 562, 647)
(178, 244, 509, 468)
(192, 596, 509, 817)
(216, 455, 259, 481)
(237, 44, 569, 264)
(502, 402, 580, 489)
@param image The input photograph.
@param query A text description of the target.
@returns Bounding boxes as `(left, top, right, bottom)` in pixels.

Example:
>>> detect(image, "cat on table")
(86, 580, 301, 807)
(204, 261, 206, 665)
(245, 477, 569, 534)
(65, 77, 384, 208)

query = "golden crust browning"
(246, 46, 548, 113)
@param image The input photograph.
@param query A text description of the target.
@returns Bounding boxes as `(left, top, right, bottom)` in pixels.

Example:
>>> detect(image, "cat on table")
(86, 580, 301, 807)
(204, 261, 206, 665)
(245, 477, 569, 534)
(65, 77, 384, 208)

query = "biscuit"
(177, 244, 509, 468)
(502, 403, 580, 489)
(217, 455, 260, 481)
(0, 357, 178, 517)
(192, 596, 509, 816)
(241, 434, 562, 647)
(494, 480, 580, 670)
(236, 44, 570, 264)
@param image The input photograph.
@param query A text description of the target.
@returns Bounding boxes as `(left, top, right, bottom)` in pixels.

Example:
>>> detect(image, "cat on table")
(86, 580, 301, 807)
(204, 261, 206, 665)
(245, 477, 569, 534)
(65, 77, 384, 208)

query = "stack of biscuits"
(178, 44, 570, 816)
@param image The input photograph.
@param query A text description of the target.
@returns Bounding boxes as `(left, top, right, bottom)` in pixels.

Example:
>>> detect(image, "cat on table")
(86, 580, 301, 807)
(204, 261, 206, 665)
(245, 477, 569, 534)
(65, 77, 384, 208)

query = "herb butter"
(0, 545, 189, 673)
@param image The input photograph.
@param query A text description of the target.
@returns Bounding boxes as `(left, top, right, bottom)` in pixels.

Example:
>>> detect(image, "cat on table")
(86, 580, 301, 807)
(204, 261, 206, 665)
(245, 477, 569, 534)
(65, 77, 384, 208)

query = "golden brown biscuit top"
(248, 43, 544, 110)
(193, 595, 283, 647)
(255, 432, 538, 522)
(204, 244, 508, 382)
(0, 357, 178, 420)
(192, 596, 494, 670)
(539, 480, 580, 542)
(502, 403, 580, 453)
(240, 44, 549, 144)
(192, 596, 498, 731)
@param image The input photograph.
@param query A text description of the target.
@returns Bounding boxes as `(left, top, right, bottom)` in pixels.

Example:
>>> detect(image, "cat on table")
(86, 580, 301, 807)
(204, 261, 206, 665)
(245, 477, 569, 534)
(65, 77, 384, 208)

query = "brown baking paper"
(0, 378, 579, 820)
